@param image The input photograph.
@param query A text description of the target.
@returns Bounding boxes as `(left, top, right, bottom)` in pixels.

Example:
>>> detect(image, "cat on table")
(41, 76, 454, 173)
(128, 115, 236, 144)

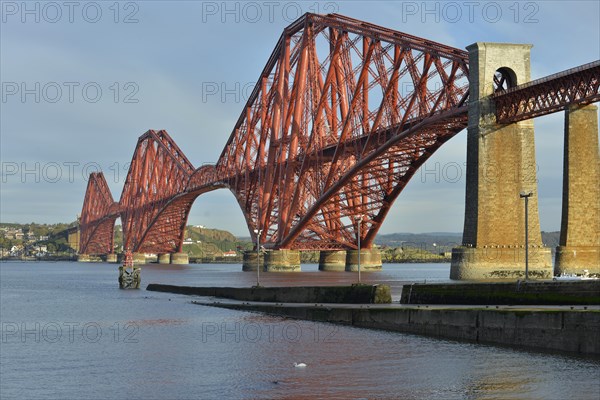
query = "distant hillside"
(1, 221, 562, 259)
(375, 232, 462, 253)
(184, 226, 238, 243)
(376, 231, 560, 252)
(181, 226, 252, 260)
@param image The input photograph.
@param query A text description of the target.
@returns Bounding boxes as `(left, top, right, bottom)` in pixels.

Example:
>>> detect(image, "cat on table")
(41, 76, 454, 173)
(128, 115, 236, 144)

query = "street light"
(519, 191, 533, 280)
(253, 228, 262, 287)
(354, 215, 363, 284)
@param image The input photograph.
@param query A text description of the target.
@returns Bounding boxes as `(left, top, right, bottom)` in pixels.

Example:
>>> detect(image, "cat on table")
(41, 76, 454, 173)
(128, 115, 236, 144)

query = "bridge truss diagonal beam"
(493, 60, 600, 123)
(215, 13, 470, 250)
(79, 172, 120, 255)
(119, 129, 196, 254)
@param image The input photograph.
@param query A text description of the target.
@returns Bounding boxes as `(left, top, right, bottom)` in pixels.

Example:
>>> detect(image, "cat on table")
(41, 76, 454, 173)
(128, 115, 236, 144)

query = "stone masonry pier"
(451, 42, 553, 279)
(555, 104, 600, 275)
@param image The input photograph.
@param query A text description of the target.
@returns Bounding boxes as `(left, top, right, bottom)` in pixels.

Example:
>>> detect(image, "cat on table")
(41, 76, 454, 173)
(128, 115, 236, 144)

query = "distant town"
(0, 222, 78, 259)
(0, 222, 561, 263)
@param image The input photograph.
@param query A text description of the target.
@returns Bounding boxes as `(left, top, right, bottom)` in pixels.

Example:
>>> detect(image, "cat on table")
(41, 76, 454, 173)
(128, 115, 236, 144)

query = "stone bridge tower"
(451, 42, 553, 279)
(555, 104, 600, 275)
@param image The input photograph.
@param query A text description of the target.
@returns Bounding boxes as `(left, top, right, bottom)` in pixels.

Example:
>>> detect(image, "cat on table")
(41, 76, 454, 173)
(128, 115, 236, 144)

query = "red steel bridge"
(79, 13, 600, 258)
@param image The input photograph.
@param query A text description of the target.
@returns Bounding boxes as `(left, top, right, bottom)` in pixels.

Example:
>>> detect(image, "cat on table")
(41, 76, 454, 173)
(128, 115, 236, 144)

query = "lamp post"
(354, 215, 363, 284)
(519, 191, 533, 280)
(253, 228, 262, 286)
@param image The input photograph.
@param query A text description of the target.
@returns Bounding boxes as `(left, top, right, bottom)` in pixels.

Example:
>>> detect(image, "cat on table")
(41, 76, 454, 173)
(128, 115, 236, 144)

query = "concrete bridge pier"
(242, 250, 265, 271)
(345, 249, 382, 271)
(555, 104, 600, 275)
(170, 252, 189, 265)
(451, 42, 552, 280)
(265, 249, 301, 272)
(105, 253, 118, 263)
(157, 253, 171, 264)
(319, 250, 347, 271)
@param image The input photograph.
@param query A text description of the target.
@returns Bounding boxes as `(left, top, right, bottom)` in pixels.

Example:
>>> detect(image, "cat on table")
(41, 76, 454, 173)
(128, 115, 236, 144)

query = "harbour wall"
(198, 302, 600, 356)
(146, 283, 392, 304)
(400, 281, 600, 305)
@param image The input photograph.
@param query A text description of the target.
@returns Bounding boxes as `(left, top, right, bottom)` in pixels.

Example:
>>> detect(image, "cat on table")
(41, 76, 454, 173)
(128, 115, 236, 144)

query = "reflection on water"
(1, 262, 599, 399)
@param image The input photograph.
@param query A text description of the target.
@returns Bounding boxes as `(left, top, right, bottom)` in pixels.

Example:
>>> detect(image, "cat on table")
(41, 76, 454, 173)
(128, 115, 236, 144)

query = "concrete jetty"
(147, 281, 599, 356)
(193, 300, 600, 356)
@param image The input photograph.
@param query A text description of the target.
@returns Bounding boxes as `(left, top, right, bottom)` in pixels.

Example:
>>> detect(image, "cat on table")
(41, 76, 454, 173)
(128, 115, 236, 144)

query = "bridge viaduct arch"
(77, 14, 599, 278)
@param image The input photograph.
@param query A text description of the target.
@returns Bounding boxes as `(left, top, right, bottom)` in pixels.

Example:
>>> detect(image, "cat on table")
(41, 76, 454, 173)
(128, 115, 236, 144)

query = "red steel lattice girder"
(119, 130, 195, 254)
(214, 13, 470, 250)
(493, 60, 600, 124)
(78, 13, 599, 255)
(79, 172, 120, 254)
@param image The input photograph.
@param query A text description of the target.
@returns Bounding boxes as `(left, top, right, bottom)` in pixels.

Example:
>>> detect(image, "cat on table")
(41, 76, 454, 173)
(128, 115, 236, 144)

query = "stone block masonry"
(555, 104, 600, 275)
(451, 42, 553, 279)
(197, 302, 600, 356)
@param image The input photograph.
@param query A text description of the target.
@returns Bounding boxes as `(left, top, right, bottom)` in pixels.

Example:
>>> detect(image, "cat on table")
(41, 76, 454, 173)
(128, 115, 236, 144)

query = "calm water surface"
(1, 261, 599, 399)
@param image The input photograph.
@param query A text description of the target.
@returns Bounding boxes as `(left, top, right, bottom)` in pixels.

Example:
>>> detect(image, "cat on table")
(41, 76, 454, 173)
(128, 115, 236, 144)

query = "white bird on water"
(294, 362, 307, 368)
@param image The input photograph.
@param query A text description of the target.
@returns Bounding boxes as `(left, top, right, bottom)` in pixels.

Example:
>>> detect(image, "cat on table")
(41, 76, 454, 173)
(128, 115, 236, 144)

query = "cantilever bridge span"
(78, 13, 599, 261)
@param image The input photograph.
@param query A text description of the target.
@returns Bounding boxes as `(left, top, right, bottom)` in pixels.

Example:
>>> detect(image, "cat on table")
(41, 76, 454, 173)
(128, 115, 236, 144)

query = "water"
(1, 262, 599, 399)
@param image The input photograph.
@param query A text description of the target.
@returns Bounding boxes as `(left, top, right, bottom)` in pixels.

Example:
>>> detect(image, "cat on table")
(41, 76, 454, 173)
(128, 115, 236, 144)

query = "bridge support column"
(119, 266, 141, 289)
(242, 250, 265, 271)
(555, 104, 600, 276)
(170, 252, 189, 265)
(451, 42, 552, 280)
(319, 250, 347, 271)
(264, 249, 301, 272)
(157, 253, 171, 264)
(132, 252, 146, 264)
(345, 249, 382, 271)
(106, 253, 118, 263)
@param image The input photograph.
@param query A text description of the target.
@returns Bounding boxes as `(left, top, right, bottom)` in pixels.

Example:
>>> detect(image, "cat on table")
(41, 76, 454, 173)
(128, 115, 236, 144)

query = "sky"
(1, 0, 599, 237)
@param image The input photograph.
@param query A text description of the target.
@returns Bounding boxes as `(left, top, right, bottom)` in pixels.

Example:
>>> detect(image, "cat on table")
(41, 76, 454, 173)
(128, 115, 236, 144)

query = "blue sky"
(1, 0, 599, 236)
